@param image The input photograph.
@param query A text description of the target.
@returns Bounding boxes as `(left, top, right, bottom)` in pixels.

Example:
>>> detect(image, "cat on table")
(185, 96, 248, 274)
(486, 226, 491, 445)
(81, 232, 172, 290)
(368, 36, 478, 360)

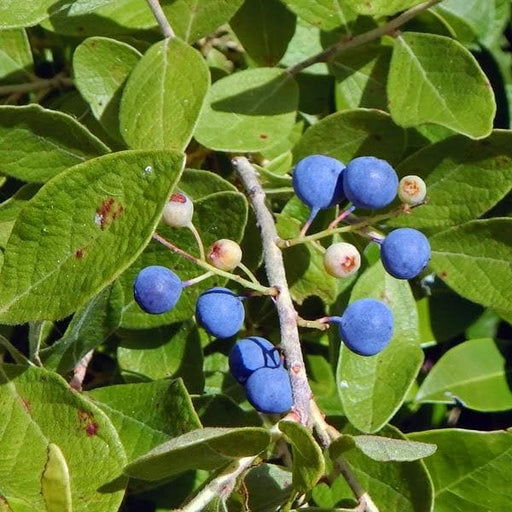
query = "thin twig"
(69, 350, 94, 391)
(0, 75, 73, 97)
(286, 0, 444, 75)
(145, 0, 175, 39)
(233, 157, 313, 425)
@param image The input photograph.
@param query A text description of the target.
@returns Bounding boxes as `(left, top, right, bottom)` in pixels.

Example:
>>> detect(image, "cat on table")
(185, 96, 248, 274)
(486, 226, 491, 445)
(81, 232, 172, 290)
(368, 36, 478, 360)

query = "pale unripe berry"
(398, 175, 427, 205)
(162, 192, 194, 228)
(207, 239, 242, 271)
(323, 242, 361, 278)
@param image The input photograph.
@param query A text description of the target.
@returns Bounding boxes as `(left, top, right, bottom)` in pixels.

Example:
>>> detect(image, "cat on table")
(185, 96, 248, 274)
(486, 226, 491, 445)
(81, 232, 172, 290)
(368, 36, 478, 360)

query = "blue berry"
(133, 266, 182, 314)
(195, 287, 245, 338)
(245, 366, 292, 414)
(292, 155, 345, 210)
(343, 156, 398, 209)
(229, 337, 281, 384)
(336, 298, 394, 356)
(381, 228, 431, 279)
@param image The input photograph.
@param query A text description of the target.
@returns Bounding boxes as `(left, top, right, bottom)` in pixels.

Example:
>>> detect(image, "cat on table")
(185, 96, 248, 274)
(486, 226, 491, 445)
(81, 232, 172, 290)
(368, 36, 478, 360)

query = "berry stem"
(152, 232, 275, 296)
(233, 156, 314, 425)
(329, 204, 356, 229)
(286, 0, 443, 75)
(145, 0, 175, 39)
(182, 270, 215, 288)
(237, 262, 260, 285)
(299, 207, 320, 237)
(187, 222, 206, 260)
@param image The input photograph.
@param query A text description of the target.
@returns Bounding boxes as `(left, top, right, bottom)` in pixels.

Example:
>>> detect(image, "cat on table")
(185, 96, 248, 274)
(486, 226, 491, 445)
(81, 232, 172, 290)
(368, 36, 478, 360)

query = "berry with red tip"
(398, 175, 427, 205)
(207, 239, 242, 271)
(162, 192, 194, 228)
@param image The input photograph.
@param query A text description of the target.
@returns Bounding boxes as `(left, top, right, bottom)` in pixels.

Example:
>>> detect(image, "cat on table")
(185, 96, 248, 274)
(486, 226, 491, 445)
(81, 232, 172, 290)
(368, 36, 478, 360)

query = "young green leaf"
(388, 32, 496, 139)
(41, 444, 72, 512)
(120, 38, 210, 151)
(344, 0, 426, 17)
(0, 150, 184, 324)
(0, 29, 33, 82)
(280, 0, 357, 31)
(0, 0, 56, 28)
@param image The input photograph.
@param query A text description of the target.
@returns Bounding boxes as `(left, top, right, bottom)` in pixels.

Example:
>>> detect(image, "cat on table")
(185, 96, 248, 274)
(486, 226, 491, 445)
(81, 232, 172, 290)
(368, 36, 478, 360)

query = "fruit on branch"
(133, 266, 182, 314)
(398, 175, 427, 205)
(162, 192, 194, 228)
(330, 298, 394, 356)
(343, 156, 398, 209)
(207, 239, 242, 271)
(229, 336, 281, 383)
(381, 227, 431, 279)
(323, 242, 361, 278)
(245, 366, 293, 414)
(292, 154, 345, 210)
(195, 287, 245, 338)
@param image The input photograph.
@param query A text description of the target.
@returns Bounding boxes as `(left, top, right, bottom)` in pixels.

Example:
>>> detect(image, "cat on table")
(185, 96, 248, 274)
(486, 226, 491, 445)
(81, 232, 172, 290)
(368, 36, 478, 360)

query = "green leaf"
(120, 170, 247, 329)
(332, 41, 391, 112)
(410, 429, 512, 512)
(117, 322, 204, 394)
(0, 0, 56, 28)
(390, 132, 512, 233)
(388, 32, 495, 139)
(0, 105, 110, 182)
(429, 218, 512, 315)
(334, 425, 434, 512)
(120, 38, 210, 151)
(331, 435, 436, 462)
(279, 421, 325, 493)
(86, 379, 201, 461)
(0, 364, 126, 511)
(0, 29, 32, 83)
(336, 262, 423, 433)
(40, 282, 123, 374)
(73, 37, 141, 140)
(41, 444, 72, 512)
(124, 427, 271, 481)
(0, 150, 184, 324)
(162, 0, 244, 43)
(416, 338, 512, 411)
(242, 464, 293, 511)
(345, 0, 425, 17)
(293, 109, 406, 166)
(231, 0, 295, 67)
(280, 0, 357, 32)
(195, 68, 299, 152)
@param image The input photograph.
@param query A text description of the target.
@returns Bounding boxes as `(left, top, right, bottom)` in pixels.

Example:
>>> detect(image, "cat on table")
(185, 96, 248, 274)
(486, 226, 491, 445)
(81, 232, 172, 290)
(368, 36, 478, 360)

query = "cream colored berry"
(398, 175, 427, 205)
(162, 192, 194, 228)
(323, 242, 361, 278)
(207, 239, 242, 271)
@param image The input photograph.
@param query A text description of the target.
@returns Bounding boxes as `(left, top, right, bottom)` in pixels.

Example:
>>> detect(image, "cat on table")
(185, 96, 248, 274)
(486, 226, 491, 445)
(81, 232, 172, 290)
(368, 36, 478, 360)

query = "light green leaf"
(231, 0, 295, 66)
(336, 262, 423, 433)
(0, 364, 126, 511)
(0, 0, 56, 28)
(124, 427, 271, 481)
(279, 421, 325, 493)
(0, 150, 184, 324)
(416, 338, 512, 411)
(345, 0, 425, 17)
(391, 132, 512, 233)
(410, 429, 512, 512)
(0, 29, 32, 82)
(162, 0, 244, 43)
(120, 38, 210, 151)
(293, 109, 406, 166)
(429, 218, 512, 315)
(280, 0, 357, 31)
(73, 37, 141, 140)
(195, 68, 299, 152)
(117, 322, 204, 394)
(41, 444, 72, 512)
(388, 32, 495, 138)
(86, 379, 201, 461)
(41, 282, 123, 374)
(0, 105, 110, 182)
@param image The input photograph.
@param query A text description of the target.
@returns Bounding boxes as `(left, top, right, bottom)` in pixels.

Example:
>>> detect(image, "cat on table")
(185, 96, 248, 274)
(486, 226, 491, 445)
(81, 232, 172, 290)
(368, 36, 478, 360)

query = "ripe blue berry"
(229, 337, 281, 384)
(133, 266, 182, 314)
(292, 155, 345, 210)
(335, 298, 394, 356)
(245, 366, 292, 414)
(343, 156, 398, 209)
(196, 287, 245, 338)
(381, 228, 431, 279)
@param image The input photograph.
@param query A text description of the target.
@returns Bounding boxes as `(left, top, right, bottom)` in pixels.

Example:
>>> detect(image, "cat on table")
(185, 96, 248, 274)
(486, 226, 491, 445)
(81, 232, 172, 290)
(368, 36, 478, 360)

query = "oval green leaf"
(280, 0, 357, 31)
(345, 0, 425, 17)
(120, 38, 210, 151)
(388, 32, 495, 139)
(0, 105, 110, 182)
(0, 29, 33, 82)
(195, 67, 299, 152)
(41, 444, 72, 512)
(0, 150, 184, 324)
(0, 0, 56, 28)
